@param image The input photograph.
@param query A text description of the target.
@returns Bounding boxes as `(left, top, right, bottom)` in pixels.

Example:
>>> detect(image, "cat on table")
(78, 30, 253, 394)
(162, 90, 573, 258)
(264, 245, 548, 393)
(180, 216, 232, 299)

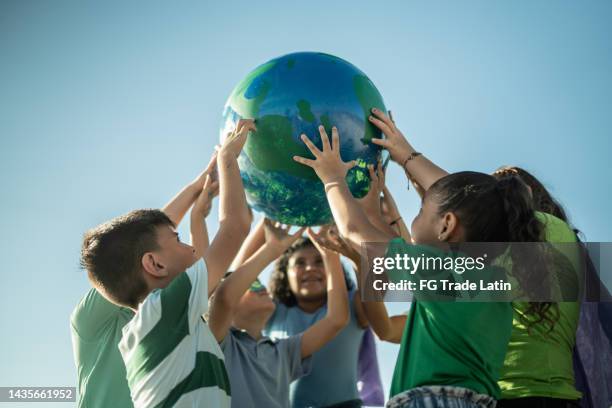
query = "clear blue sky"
(1, 1, 611, 406)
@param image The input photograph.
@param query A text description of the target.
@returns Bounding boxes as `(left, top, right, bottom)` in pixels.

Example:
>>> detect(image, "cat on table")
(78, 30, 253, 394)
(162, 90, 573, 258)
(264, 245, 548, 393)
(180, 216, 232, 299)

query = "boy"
(207, 219, 350, 408)
(79, 119, 255, 407)
(71, 151, 218, 408)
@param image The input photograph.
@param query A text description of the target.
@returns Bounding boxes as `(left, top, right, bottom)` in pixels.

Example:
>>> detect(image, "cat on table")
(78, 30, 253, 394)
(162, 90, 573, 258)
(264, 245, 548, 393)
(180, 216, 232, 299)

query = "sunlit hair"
(493, 166, 570, 223)
(80, 209, 174, 309)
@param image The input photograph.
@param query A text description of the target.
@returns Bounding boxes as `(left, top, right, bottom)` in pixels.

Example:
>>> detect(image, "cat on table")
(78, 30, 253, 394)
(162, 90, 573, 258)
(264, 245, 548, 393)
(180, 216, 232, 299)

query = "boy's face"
(234, 280, 276, 322)
(287, 246, 326, 302)
(145, 225, 197, 287)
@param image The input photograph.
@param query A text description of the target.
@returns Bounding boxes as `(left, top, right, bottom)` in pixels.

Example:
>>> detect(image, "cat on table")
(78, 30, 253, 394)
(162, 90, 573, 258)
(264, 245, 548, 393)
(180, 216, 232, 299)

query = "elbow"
(373, 325, 400, 343)
(338, 221, 361, 243)
(376, 330, 394, 343)
(219, 218, 251, 240)
(329, 311, 350, 332)
(212, 284, 234, 312)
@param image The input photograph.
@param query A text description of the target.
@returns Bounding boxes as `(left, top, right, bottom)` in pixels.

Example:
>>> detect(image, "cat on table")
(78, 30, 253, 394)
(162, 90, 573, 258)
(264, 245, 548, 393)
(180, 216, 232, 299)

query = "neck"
(233, 314, 267, 341)
(296, 296, 326, 313)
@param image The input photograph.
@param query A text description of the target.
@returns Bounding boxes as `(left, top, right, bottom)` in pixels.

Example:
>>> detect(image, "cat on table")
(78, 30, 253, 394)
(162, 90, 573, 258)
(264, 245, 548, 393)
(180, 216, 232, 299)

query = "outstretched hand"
(368, 108, 414, 165)
(219, 119, 256, 159)
(307, 224, 360, 264)
(193, 151, 219, 189)
(357, 159, 385, 217)
(192, 174, 219, 218)
(293, 126, 357, 184)
(263, 218, 305, 256)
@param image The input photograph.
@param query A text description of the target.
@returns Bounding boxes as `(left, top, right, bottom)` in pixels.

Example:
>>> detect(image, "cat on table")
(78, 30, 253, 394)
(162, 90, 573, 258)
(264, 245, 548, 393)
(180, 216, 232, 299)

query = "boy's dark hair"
(80, 209, 175, 309)
(427, 171, 561, 331)
(269, 237, 356, 307)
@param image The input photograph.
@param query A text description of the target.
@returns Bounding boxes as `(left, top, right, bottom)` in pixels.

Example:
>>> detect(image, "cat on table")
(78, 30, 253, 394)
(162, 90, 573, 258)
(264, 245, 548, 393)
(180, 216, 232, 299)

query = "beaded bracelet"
(402, 151, 422, 169)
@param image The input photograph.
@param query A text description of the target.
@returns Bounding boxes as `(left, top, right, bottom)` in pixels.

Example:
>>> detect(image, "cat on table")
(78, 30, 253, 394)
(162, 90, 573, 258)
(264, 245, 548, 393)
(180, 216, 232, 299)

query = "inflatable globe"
(220, 52, 386, 226)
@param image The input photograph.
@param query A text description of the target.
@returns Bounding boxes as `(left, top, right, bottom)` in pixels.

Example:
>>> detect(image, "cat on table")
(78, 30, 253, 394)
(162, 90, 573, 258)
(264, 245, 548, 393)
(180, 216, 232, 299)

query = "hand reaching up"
(357, 159, 385, 217)
(219, 119, 256, 160)
(263, 219, 305, 257)
(192, 174, 219, 218)
(307, 224, 360, 265)
(368, 108, 415, 165)
(293, 126, 357, 184)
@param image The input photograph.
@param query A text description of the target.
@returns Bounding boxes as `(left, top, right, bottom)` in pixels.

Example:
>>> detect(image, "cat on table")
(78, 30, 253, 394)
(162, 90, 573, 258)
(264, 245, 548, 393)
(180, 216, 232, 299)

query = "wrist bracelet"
(324, 181, 342, 193)
(402, 151, 422, 169)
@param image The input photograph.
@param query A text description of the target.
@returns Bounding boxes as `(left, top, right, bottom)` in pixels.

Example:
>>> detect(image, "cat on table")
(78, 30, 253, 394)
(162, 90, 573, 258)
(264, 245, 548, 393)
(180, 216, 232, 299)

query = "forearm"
(401, 148, 448, 191)
(326, 181, 392, 247)
(163, 182, 199, 226)
(358, 257, 404, 342)
(367, 211, 401, 239)
(396, 220, 411, 242)
(361, 300, 398, 342)
(215, 245, 278, 309)
(230, 218, 265, 270)
(190, 215, 209, 259)
(217, 154, 250, 229)
(323, 253, 349, 328)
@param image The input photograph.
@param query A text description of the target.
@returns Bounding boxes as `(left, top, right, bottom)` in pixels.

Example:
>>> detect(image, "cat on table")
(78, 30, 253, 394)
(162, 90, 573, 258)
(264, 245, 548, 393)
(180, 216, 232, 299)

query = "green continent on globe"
(221, 52, 386, 226)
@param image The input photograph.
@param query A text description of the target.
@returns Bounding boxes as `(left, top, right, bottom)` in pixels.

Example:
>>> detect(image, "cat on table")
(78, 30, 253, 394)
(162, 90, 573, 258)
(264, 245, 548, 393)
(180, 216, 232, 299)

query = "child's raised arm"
(308, 224, 406, 343)
(356, 262, 407, 344)
(204, 119, 256, 293)
(230, 217, 266, 270)
(369, 108, 448, 192)
(208, 220, 304, 342)
(162, 152, 218, 226)
(298, 227, 350, 359)
(190, 174, 218, 261)
(293, 126, 394, 250)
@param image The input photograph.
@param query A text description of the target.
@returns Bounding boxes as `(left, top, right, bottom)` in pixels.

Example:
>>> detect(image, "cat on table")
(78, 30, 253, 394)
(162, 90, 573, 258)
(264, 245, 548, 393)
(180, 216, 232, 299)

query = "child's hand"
(192, 175, 219, 218)
(307, 225, 360, 264)
(357, 160, 384, 217)
(368, 108, 415, 165)
(192, 152, 218, 189)
(219, 119, 256, 160)
(263, 218, 305, 256)
(293, 126, 357, 184)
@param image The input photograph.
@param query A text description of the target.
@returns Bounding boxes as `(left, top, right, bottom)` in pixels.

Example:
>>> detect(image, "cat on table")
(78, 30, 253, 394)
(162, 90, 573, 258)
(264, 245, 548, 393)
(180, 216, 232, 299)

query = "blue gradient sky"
(1, 1, 611, 406)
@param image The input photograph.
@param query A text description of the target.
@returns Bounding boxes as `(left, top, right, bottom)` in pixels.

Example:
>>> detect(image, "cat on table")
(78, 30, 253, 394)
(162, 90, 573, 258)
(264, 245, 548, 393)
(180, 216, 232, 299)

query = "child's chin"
(299, 287, 325, 299)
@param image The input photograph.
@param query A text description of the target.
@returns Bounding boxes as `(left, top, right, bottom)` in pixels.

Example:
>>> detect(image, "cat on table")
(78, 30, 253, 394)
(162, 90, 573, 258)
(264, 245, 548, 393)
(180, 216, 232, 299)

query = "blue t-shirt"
(220, 328, 311, 408)
(264, 290, 365, 408)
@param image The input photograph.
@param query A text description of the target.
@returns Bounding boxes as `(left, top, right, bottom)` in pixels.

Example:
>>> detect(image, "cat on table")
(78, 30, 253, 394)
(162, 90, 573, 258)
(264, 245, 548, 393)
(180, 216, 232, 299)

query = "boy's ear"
(142, 252, 168, 278)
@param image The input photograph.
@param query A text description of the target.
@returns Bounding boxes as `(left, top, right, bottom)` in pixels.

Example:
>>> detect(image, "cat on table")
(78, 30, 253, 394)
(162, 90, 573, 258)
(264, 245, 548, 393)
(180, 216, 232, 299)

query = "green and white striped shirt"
(119, 259, 231, 408)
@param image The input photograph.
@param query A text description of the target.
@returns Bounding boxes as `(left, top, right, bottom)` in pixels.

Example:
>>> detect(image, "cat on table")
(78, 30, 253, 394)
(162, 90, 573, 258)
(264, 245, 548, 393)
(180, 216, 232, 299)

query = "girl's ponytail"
(495, 175, 559, 332)
(429, 171, 561, 331)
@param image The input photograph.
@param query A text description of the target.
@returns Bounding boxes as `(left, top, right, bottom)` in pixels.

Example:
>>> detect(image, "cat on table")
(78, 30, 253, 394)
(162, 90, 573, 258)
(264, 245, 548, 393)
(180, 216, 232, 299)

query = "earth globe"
(220, 51, 387, 226)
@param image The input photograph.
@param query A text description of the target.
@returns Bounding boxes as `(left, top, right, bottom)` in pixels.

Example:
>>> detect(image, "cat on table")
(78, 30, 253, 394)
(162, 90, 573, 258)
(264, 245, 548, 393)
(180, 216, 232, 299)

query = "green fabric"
(387, 238, 513, 399)
(126, 272, 191, 389)
(155, 351, 231, 408)
(70, 289, 135, 408)
(499, 212, 581, 400)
